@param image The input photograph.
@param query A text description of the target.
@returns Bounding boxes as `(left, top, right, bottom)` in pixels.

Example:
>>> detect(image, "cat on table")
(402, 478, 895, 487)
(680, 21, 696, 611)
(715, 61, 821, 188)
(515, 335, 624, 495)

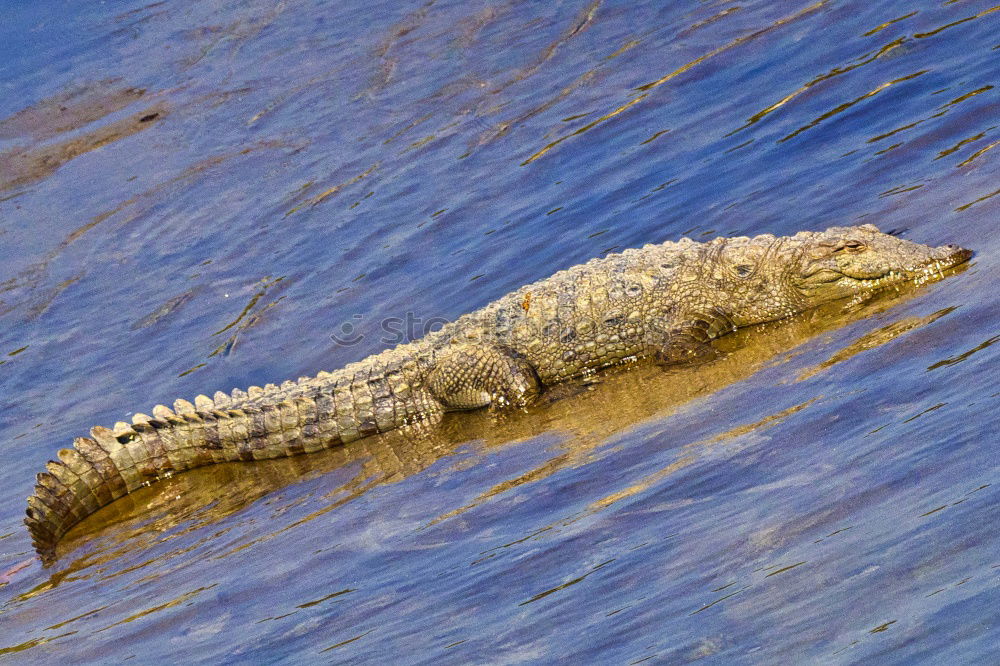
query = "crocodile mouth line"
(851, 248, 973, 292)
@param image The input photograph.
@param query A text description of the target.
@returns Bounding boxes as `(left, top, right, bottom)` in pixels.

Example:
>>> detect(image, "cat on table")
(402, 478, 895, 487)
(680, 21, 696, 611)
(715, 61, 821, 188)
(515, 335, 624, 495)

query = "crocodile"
(24, 224, 972, 560)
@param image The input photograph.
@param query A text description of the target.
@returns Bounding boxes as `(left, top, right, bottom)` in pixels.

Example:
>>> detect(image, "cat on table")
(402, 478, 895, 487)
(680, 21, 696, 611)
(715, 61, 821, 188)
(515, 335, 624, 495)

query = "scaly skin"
(24, 224, 972, 560)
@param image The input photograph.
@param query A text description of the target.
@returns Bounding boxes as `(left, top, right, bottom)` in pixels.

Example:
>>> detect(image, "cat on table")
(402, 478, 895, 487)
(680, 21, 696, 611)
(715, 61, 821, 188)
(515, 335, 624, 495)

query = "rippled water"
(1, 0, 998, 662)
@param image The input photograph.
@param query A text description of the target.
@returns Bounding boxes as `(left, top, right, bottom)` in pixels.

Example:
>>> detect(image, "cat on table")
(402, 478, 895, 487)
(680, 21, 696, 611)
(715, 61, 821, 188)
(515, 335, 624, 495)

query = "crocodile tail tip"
(24, 504, 59, 566)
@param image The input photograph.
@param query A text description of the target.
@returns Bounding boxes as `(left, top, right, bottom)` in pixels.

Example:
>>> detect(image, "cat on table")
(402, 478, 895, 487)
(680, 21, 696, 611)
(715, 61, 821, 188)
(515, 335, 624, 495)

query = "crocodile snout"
(934, 244, 974, 266)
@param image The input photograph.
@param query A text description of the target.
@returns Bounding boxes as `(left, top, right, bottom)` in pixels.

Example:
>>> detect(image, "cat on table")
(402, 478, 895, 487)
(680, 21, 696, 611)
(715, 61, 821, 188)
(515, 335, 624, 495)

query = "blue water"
(1, 0, 998, 662)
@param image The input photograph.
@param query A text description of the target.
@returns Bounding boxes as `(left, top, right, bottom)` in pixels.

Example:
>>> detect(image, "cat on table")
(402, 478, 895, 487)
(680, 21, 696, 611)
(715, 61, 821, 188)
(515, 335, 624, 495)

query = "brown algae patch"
(0, 80, 164, 192)
(0, 79, 146, 142)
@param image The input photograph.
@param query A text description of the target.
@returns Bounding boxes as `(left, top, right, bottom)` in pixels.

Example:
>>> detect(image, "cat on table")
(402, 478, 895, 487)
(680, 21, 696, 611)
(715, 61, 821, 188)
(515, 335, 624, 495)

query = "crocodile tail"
(25, 371, 444, 561)
(23, 393, 348, 561)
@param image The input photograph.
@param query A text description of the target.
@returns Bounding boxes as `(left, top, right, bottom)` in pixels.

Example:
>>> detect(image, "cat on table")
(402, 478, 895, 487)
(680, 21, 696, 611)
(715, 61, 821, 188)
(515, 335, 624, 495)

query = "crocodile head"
(790, 224, 972, 304)
(718, 224, 972, 325)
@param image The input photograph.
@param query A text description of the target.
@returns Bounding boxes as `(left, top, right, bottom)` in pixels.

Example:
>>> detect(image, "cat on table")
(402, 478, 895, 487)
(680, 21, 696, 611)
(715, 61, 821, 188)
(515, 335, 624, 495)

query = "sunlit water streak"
(1, 0, 998, 662)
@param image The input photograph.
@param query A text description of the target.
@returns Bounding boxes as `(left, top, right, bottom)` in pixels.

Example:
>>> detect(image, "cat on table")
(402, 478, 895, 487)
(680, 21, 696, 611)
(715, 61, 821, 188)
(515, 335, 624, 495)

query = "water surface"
(1, 0, 998, 663)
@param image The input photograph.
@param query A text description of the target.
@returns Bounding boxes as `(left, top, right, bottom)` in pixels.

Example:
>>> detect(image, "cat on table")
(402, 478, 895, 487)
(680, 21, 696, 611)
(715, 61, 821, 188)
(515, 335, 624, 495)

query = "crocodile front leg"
(654, 306, 736, 365)
(427, 344, 540, 410)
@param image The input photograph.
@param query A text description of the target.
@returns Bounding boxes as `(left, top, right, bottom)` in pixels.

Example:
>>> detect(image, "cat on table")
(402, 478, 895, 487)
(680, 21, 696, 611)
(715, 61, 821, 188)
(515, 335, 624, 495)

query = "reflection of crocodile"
(25, 224, 971, 559)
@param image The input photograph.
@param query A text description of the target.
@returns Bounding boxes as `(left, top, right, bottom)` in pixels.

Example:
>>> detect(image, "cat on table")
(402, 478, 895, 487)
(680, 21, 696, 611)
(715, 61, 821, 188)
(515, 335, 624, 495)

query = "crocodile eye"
(835, 240, 865, 252)
(735, 264, 753, 277)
